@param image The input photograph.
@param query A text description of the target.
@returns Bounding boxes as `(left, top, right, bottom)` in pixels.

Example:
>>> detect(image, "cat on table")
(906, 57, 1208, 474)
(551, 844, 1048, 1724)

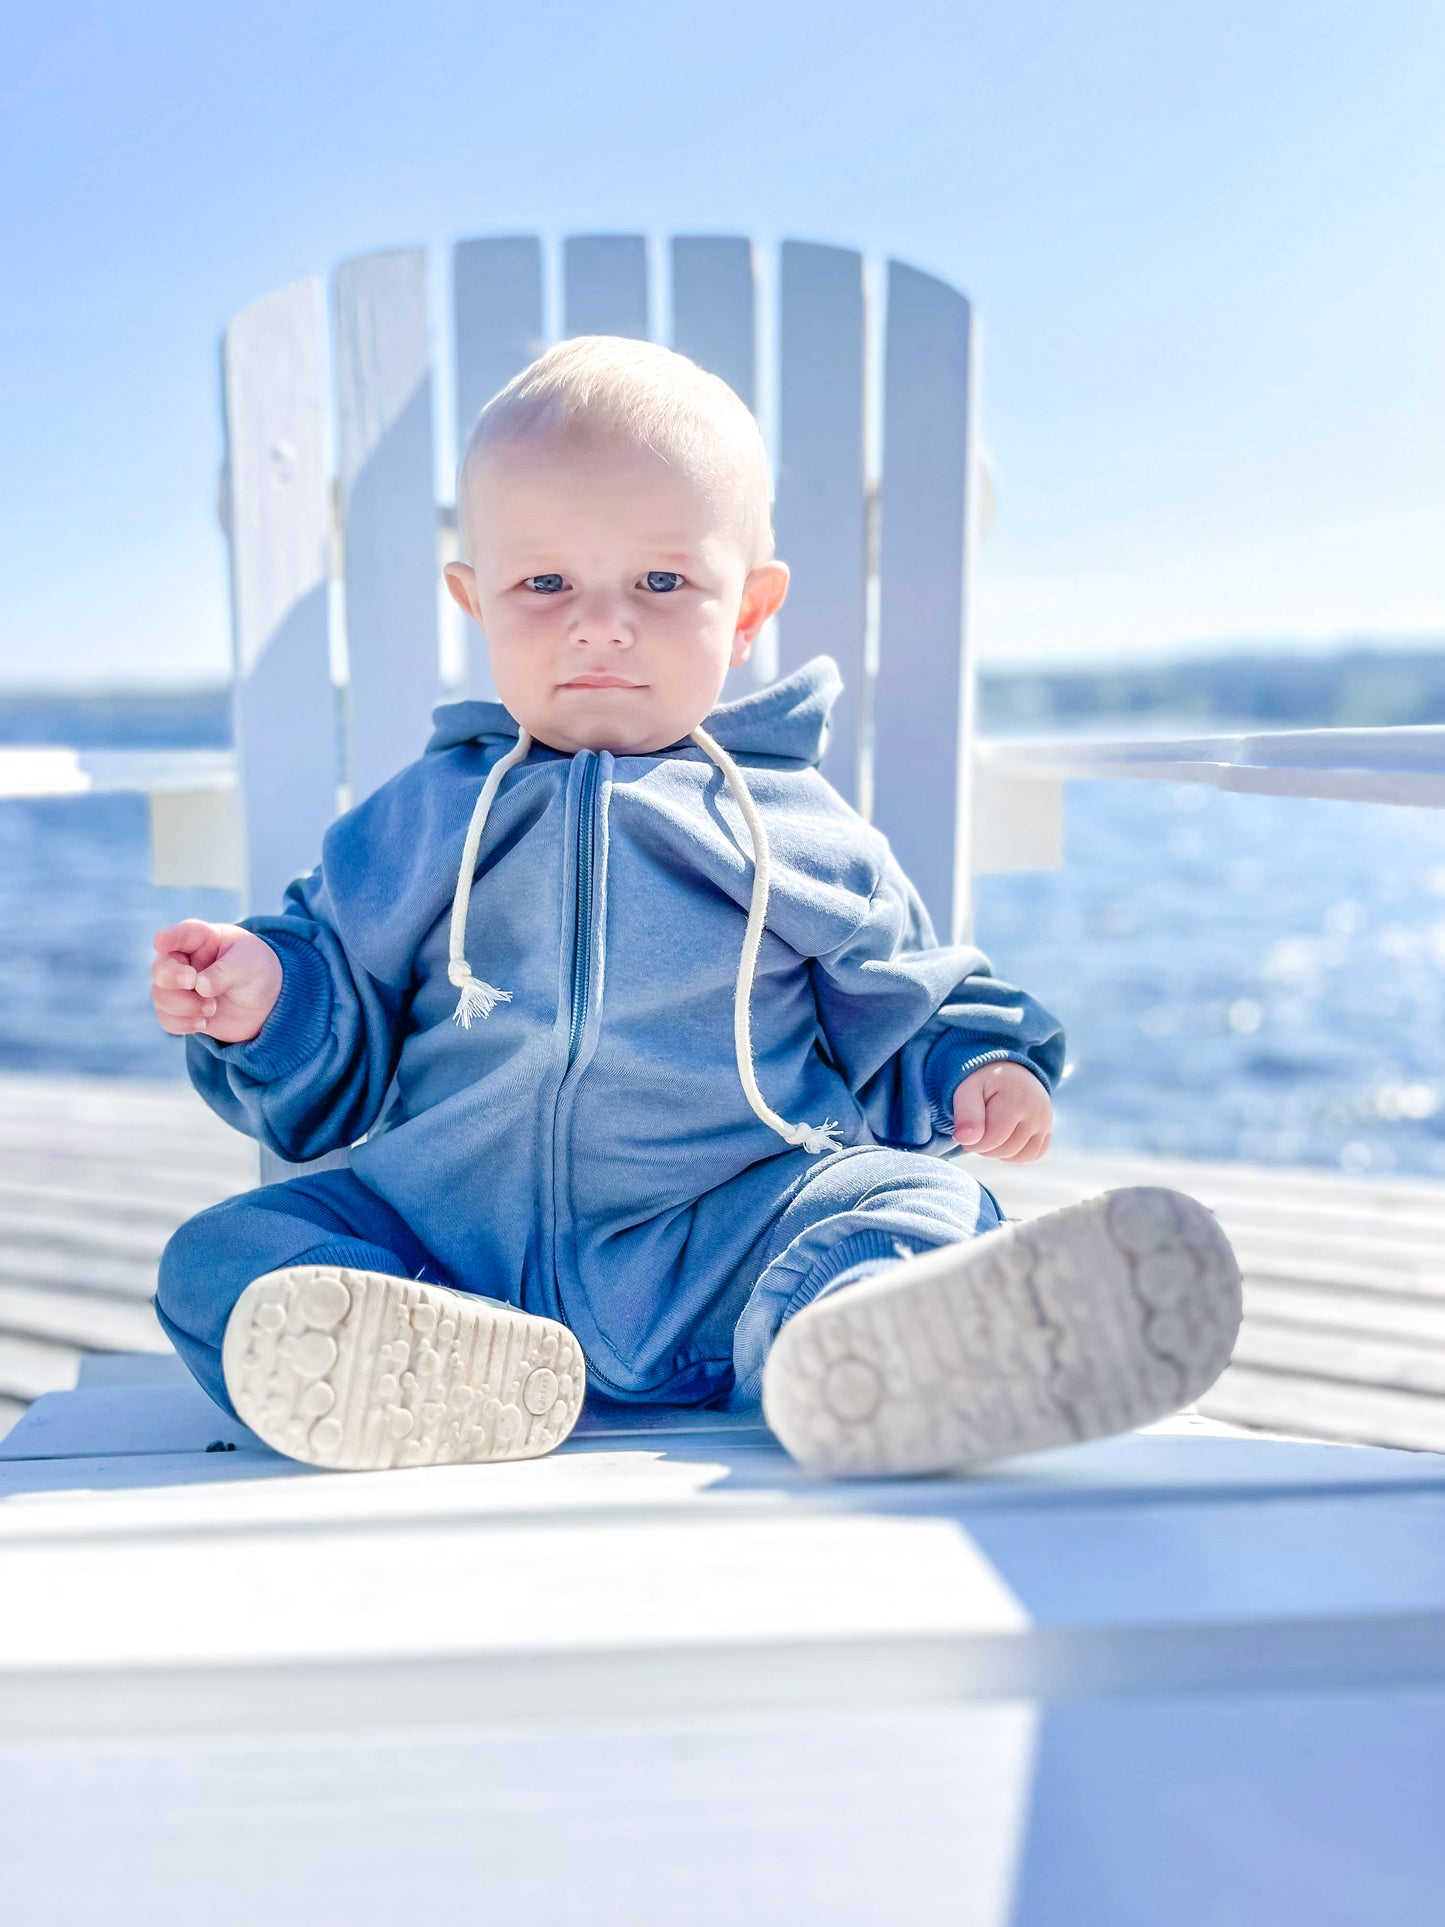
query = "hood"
(425, 653, 843, 769)
(435, 649, 850, 1161)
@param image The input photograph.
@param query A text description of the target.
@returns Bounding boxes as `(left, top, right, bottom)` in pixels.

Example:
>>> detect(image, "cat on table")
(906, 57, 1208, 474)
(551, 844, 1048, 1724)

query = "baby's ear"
(737, 560, 790, 641)
(443, 562, 480, 620)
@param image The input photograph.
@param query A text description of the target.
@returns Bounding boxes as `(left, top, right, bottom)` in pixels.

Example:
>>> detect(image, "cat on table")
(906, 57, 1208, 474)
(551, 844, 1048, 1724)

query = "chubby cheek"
(484, 642, 551, 712)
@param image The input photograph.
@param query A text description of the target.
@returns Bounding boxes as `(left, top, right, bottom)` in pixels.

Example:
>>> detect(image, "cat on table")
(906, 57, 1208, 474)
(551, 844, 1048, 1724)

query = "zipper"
(552, 747, 633, 1394)
(567, 751, 600, 1066)
(553, 750, 708, 1401)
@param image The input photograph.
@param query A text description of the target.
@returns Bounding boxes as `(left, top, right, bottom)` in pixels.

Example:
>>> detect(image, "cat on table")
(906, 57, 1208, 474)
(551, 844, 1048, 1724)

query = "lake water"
(4, 694, 1443, 1181)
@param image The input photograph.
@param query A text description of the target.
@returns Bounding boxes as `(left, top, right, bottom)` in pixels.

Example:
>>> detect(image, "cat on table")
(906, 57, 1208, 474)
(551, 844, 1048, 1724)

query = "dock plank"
(2, 1073, 1445, 1452)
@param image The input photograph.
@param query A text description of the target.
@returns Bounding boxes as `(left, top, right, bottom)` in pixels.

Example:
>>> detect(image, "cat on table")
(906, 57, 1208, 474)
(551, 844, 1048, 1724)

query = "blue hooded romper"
(158, 655, 1066, 1418)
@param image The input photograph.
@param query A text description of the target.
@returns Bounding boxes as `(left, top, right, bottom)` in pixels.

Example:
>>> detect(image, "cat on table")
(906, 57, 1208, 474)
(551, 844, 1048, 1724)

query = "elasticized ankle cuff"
(288, 1240, 412, 1279)
(814, 1258, 895, 1300)
(783, 1225, 940, 1323)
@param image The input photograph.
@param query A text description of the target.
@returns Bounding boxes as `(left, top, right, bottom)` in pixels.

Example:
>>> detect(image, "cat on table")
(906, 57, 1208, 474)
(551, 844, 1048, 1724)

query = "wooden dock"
(2, 1068, 1444, 1451)
(7, 1070, 1445, 1926)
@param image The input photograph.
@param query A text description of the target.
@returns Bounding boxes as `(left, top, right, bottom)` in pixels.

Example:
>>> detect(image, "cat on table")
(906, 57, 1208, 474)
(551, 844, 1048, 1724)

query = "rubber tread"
(762, 1186, 1243, 1477)
(222, 1265, 586, 1471)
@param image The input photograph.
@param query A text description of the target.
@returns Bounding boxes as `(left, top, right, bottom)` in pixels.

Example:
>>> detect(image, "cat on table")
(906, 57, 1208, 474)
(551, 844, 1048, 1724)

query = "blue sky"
(2, 0, 1441, 687)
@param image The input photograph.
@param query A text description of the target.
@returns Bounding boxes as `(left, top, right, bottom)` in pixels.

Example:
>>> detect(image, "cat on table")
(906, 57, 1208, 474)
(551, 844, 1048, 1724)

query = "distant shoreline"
(979, 641, 1445, 733)
(0, 640, 1441, 740)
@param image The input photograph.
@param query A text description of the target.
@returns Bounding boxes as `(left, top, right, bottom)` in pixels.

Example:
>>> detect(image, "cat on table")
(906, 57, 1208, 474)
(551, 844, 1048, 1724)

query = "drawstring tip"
(796, 1118, 844, 1155)
(451, 976, 512, 1028)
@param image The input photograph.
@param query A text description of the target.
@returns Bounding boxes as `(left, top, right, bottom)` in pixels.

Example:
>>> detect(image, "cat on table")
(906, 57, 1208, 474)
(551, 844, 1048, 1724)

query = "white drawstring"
(447, 728, 534, 1027)
(688, 724, 844, 1157)
(445, 722, 844, 1156)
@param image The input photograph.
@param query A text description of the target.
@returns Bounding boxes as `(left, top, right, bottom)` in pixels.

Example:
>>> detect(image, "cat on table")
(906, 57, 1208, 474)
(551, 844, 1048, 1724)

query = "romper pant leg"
(155, 1169, 451, 1420)
(729, 1146, 1007, 1407)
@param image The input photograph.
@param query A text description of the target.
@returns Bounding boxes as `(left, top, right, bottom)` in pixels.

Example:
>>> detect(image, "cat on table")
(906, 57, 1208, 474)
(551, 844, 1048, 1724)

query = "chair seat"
(3, 1353, 1444, 1923)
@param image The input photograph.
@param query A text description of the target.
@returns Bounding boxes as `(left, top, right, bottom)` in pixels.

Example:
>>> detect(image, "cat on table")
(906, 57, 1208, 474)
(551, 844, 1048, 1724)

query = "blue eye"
(523, 574, 566, 593)
(645, 571, 685, 592)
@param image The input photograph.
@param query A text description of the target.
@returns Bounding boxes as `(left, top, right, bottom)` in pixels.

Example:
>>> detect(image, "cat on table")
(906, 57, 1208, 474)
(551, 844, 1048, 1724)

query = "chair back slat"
(332, 247, 442, 806)
(221, 234, 983, 1184)
(772, 241, 867, 809)
(669, 235, 762, 706)
(220, 278, 338, 915)
(451, 236, 546, 699)
(453, 235, 547, 438)
(872, 261, 976, 945)
(223, 232, 981, 944)
(670, 234, 757, 408)
(563, 234, 649, 338)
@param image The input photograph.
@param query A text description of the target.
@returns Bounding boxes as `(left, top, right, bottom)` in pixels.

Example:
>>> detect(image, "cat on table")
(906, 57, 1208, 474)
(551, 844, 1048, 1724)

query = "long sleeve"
(810, 848, 1066, 1155)
(184, 853, 415, 1168)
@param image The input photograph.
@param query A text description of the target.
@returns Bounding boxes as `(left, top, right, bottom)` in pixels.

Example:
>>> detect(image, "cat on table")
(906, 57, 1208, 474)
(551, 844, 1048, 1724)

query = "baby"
(150, 335, 1242, 1478)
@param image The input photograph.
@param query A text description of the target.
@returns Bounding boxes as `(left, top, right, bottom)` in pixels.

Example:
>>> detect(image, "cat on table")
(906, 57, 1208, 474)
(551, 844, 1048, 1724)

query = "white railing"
(3, 723, 1441, 900)
(5, 230, 1439, 918)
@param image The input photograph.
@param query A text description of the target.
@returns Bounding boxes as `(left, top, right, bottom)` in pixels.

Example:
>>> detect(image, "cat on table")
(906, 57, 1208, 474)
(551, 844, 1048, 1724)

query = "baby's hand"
(951, 1061, 1052, 1162)
(151, 920, 283, 1045)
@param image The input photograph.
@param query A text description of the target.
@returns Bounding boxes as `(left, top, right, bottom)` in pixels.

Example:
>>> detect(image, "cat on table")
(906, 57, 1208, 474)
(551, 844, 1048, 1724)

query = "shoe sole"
(222, 1266, 586, 1471)
(762, 1186, 1243, 1477)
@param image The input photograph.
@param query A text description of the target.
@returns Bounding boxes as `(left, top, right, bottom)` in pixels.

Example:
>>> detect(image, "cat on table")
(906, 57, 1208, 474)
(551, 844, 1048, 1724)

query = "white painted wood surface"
(0, 746, 233, 797)
(8, 1072, 1445, 1460)
(670, 235, 757, 412)
(9, 729, 1443, 821)
(332, 247, 443, 805)
(670, 233, 761, 708)
(0, 1702, 1038, 1927)
(5, 1345, 1445, 1925)
(451, 234, 546, 459)
(220, 278, 338, 915)
(979, 724, 1445, 806)
(451, 234, 547, 701)
(772, 240, 868, 811)
(969, 761, 1064, 874)
(11, 726, 1445, 901)
(148, 783, 243, 890)
(563, 231, 649, 339)
(872, 259, 977, 942)
(0, 1076, 249, 1422)
(5, 1072, 1445, 1919)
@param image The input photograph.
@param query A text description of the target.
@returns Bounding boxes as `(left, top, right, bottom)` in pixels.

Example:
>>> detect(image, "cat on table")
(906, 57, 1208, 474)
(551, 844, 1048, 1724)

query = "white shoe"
(222, 1266, 586, 1471)
(762, 1187, 1243, 1478)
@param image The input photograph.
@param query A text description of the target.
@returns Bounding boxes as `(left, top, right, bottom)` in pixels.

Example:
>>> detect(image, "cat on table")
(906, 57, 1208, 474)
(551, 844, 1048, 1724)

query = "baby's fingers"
(984, 1117, 1034, 1160)
(192, 948, 255, 1002)
(1000, 1129, 1051, 1165)
(152, 952, 199, 992)
(969, 1099, 1027, 1155)
(152, 985, 217, 1020)
(154, 1003, 215, 1036)
(153, 920, 221, 967)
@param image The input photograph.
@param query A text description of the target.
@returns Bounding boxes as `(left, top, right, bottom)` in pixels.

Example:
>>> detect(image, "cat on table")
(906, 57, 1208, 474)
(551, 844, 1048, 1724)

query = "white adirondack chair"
(4, 233, 1445, 1926)
(205, 236, 1028, 971)
(212, 233, 1021, 1183)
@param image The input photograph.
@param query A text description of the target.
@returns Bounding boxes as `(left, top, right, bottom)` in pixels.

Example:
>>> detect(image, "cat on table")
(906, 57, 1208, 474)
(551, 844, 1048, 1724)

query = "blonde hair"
(456, 335, 775, 572)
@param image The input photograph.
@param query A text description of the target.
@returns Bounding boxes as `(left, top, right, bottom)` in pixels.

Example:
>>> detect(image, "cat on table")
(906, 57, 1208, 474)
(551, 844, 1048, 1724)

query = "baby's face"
(444, 436, 788, 755)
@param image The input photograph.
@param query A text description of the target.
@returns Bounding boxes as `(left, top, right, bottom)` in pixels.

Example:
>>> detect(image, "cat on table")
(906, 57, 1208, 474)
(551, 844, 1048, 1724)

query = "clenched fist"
(151, 920, 283, 1045)
(951, 1059, 1052, 1162)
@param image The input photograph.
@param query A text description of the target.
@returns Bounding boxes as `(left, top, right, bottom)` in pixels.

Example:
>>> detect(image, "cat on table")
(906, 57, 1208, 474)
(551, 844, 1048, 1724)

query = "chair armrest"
(0, 747, 242, 888)
(976, 725, 1445, 807)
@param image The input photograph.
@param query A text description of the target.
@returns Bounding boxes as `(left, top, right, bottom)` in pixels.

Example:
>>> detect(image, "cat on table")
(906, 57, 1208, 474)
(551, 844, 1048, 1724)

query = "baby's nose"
(567, 591, 637, 645)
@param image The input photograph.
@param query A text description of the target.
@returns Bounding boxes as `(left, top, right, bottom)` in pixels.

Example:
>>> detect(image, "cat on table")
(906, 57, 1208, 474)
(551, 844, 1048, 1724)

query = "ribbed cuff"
(782, 1225, 941, 1324)
(812, 1257, 896, 1301)
(196, 931, 334, 1080)
(289, 1239, 412, 1278)
(922, 1037, 1053, 1136)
